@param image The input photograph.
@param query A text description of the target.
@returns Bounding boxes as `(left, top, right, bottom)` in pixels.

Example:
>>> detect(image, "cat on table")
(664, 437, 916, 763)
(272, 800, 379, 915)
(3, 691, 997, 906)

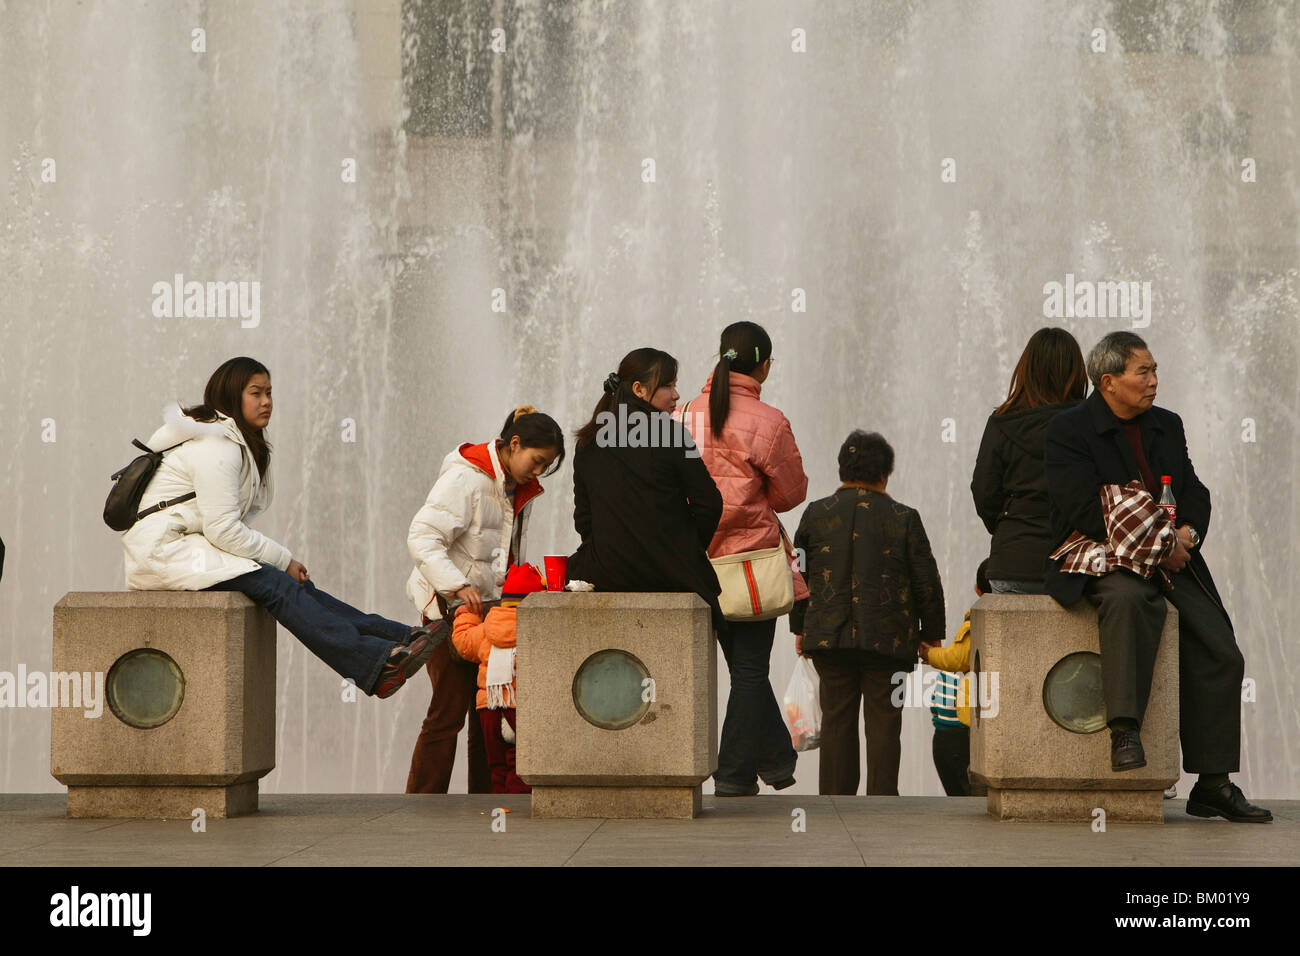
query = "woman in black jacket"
(568, 348, 726, 631)
(970, 328, 1088, 593)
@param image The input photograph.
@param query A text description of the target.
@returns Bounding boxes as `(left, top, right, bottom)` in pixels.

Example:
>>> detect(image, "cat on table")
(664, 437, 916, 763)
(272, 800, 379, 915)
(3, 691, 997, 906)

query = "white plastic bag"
(782, 656, 822, 752)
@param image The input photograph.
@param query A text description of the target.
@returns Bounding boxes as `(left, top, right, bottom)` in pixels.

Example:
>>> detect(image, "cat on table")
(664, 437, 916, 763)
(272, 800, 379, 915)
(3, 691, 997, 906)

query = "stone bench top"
(973, 594, 1070, 610)
(972, 593, 1175, 615)
(517, 592, 709, 611)
(55, 591, 258, 610)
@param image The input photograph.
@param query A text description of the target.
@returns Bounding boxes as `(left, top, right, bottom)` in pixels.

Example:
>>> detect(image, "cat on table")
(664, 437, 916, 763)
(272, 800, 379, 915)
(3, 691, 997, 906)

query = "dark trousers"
(1083, 568, 1167, 725)
(1084, 566, 1243, 773)
(207, 563, 408, 694)
(812, 652, 902, 795)
(1165, 569, 1244, 773)
(932, 726, 971, 796)
(405, 639, 490, 793)
(715, 618, 797, 787)
(479, 708, 530, 794)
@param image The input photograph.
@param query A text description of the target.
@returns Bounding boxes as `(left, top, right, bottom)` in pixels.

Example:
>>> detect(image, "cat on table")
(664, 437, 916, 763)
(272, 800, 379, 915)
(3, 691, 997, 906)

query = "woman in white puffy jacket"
(404, 404, 565, 793)
(122, 356, 440, 699)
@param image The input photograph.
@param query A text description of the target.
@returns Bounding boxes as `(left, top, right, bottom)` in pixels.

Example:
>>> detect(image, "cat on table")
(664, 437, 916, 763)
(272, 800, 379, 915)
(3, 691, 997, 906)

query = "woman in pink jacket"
(679, 321, 810, 796)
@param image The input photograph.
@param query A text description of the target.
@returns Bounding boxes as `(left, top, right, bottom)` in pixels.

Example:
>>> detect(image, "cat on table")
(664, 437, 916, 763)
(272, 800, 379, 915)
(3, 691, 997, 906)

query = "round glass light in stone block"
(571, 649, 651, 730)
(1042, 651, 1106, 734)
(106, 648, 185, 729)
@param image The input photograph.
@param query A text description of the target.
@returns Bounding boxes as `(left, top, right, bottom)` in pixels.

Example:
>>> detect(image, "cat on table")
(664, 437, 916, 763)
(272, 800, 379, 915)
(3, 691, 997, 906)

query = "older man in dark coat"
(1043, 331, 1269, 822)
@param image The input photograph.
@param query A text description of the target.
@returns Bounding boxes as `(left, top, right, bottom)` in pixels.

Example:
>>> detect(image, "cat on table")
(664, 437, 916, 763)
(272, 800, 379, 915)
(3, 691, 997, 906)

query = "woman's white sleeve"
(408, 474, 476, 596)
(191, 440, 292, 570)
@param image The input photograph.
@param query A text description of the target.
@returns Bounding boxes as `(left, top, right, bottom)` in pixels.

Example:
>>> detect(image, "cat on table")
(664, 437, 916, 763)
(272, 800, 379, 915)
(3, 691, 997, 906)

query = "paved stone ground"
(1, 794, 1294, 866)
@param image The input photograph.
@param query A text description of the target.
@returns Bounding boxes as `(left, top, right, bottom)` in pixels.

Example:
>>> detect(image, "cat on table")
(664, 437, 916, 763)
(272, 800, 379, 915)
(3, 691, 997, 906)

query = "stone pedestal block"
(516, 592, 717, 818)
(968, 594, 1179, 823)
(51, 591, 276, 819)
(987, 787, 1165, 823)
(530, 785, 703, 819)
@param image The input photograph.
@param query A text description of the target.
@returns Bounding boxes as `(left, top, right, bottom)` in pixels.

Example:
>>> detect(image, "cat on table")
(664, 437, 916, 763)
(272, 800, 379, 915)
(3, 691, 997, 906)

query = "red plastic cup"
(543, 555, 568, 592)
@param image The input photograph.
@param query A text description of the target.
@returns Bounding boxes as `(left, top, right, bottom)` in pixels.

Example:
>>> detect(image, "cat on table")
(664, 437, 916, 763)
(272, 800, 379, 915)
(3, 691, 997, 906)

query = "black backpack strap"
(114, 438, 189, 480)
(133, 438, 190, 455)
(128, 437, 197, 519)
(136, 492, 197, 522)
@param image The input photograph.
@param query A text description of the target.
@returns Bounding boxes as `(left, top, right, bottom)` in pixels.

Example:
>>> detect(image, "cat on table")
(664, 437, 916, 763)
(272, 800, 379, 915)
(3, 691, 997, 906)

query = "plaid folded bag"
(1050, 480, 1177, 587)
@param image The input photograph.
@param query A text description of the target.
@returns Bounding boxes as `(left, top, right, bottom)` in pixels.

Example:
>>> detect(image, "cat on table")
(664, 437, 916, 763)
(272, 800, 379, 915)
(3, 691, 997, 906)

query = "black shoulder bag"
(103, 439, 196, 531)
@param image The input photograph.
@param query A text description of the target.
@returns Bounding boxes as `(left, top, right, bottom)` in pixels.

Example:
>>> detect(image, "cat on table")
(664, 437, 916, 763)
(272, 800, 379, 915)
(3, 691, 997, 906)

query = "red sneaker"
(373, 621, 445, 699)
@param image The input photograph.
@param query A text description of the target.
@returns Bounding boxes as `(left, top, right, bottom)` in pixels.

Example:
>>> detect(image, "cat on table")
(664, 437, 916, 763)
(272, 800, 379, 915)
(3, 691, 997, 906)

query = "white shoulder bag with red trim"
(710, 524, 796, 622)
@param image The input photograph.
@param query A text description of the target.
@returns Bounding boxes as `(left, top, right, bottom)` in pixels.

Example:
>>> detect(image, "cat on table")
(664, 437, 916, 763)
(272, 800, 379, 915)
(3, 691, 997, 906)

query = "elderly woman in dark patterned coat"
(790, 430, 945, 796)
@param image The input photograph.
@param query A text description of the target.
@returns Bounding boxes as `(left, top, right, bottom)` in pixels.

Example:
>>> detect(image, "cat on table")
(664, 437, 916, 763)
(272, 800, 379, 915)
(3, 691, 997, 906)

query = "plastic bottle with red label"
(1159, 475, 1177, 523)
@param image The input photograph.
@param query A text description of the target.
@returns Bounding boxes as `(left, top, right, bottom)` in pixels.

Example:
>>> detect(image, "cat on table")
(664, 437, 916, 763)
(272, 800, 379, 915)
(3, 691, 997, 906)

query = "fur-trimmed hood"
(143, 402, 244, 453)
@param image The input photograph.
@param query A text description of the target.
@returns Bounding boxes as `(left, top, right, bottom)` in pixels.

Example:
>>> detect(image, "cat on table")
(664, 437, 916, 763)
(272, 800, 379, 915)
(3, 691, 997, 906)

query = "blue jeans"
(207, 563, 410, 695)
(715, 618, 797, 789)
(989, 578, 1046, 594)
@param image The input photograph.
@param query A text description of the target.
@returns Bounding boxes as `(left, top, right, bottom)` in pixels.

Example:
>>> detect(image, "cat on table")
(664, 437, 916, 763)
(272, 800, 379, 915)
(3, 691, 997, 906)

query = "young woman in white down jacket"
(122, 356, 440, 699)
(404, 405, 565, 793)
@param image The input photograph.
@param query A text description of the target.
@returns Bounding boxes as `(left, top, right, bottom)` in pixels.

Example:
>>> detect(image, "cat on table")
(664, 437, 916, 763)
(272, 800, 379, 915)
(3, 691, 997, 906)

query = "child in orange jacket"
(449, 563, 546, 794)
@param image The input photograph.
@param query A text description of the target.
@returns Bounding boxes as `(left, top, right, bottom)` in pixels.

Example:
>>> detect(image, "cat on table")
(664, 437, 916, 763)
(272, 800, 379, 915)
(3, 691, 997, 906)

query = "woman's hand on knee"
(287, 559, 309, 584)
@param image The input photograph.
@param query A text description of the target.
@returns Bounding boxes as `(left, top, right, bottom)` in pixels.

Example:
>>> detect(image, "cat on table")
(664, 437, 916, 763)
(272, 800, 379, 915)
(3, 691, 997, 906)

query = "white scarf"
(485, 645, 516, 709)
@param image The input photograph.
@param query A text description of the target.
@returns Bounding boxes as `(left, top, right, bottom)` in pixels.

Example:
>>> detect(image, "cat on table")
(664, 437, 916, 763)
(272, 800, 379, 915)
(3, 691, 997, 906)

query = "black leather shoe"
(1186, 781, 1273, 823)
(1110, 727, 1146, 771)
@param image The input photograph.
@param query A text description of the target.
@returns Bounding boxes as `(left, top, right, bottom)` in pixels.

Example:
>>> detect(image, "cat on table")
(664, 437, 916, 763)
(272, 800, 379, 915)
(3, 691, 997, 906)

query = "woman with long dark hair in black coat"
(971, 328, 1088, 593)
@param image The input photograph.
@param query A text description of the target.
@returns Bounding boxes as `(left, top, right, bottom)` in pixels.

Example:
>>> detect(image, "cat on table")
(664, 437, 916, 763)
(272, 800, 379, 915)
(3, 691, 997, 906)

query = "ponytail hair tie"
(603, 372, 622, 394)
(755, 346, 761, 362)
(513, 404, 538, 422)
(722, 348, 737, 361)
